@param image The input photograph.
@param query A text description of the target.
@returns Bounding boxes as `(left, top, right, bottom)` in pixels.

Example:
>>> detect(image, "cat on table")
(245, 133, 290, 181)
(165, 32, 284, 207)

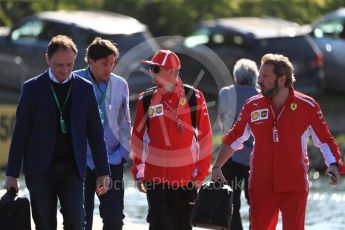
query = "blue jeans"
(84, 164, 124, 230)
(25, 164, 84, 230)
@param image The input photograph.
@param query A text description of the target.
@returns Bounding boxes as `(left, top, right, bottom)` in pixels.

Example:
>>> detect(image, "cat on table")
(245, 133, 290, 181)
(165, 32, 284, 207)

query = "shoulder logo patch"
(260, 110, 268, 119)
(148, 104, 164, 118)
(155, 105, 163, 115)
(251, 109, 269, 122)
(148, 107, 155, 118)
(251, 111, 260, 121)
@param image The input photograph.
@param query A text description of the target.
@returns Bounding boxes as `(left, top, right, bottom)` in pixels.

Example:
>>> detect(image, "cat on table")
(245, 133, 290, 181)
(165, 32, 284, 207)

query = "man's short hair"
(261, 53, 296, 87)
(46, 35, 78, 59)
(233, 59, 258, 87)
(85, 37, 119, 62)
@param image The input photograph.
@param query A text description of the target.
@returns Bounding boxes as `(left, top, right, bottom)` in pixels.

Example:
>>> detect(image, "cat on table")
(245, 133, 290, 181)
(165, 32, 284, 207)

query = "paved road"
(33, 213, 149, 230)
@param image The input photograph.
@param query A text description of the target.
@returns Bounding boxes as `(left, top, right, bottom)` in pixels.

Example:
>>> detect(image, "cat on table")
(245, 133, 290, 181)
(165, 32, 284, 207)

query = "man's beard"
(153, 77, 176, 92)
(260, 78, 279, 98)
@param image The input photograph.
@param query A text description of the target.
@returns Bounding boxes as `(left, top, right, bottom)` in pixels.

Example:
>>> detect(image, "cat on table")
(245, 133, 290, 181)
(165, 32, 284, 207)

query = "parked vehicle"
(171, 17, 325, 96)
(0, 10, 158, 98)
(309, 8, 345, 93)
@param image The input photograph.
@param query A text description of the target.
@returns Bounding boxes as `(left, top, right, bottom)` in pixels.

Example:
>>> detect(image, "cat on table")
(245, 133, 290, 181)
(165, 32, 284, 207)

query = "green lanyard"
(96, 84, 108, 107)
(86, 68, 109, 124)
(50, 83, 72, 134)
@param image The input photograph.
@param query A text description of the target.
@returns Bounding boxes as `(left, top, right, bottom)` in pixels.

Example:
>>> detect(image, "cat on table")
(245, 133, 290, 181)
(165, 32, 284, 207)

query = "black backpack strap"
(142, 85, 197, 134)
(183, 84, 197, 131)
(142, 86, 157, 132)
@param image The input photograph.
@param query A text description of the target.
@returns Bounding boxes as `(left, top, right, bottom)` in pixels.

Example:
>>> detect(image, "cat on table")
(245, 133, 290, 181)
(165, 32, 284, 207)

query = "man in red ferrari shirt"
(211, 53, 344, 230)
(131, 50, 212, 230)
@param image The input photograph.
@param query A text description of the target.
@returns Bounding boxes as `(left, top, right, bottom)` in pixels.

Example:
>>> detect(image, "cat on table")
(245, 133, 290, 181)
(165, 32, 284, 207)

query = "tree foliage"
(1, 0, 345, 36)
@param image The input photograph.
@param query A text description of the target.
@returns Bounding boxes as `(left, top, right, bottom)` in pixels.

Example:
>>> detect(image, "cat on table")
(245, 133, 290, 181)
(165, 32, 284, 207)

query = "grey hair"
(233, 59, 258, 87)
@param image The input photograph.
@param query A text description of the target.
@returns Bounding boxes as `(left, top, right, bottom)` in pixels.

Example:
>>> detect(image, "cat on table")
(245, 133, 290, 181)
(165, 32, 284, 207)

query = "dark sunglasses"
(149, 65, 161, 74)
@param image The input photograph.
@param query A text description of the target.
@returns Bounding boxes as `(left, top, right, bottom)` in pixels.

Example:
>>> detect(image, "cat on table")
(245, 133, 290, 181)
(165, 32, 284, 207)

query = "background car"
(309, 8, 345, 93)
(169, 17, 325, 97)
(0, 10, 158, 101)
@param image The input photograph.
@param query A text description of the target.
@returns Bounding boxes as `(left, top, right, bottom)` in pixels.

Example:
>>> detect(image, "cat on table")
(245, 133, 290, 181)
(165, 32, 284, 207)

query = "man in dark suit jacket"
(4, 35, 110, 230)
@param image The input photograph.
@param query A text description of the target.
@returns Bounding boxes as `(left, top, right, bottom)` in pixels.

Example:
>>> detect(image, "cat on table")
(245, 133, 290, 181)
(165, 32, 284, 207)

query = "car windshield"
(313, 19, 345, 39)
(184, 26, 251, 52)
(184, 28, 210, 47)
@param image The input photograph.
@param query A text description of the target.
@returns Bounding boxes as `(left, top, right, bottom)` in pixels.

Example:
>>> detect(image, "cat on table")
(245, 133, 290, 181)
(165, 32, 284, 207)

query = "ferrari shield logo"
(180, 98, 187, 106)
(291, 103, 297, 111)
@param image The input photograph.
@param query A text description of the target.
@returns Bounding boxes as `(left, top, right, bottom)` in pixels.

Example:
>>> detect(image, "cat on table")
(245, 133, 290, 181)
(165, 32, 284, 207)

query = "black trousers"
(222, 159, 250, 230)
(145, 182, 197, 230)
(25, 164, 84, 230)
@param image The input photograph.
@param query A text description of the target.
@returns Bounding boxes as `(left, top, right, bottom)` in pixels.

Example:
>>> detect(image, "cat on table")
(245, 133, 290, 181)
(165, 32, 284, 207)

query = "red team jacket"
(131, 80, 212, 187)
(222, 88, 344, 192)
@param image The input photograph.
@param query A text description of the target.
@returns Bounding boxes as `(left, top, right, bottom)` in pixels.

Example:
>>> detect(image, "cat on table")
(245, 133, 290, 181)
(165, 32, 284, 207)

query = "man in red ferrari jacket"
(211, 53, 344, 230)
(131, 50, 212, 230)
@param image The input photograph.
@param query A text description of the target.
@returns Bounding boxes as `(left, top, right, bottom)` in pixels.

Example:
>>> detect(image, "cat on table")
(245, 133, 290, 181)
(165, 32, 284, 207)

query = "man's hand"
(96, 175, 111, 196)
(135, 180, 147, 193)
(4, 176, 19, 193)
(211, 167, 226, 183)
(326, 164, 340, 185)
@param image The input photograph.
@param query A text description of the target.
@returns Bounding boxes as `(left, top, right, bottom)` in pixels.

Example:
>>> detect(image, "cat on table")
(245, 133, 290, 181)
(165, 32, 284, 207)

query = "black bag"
(0, 188, 31, 230)
(191, 181, 233, 230)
